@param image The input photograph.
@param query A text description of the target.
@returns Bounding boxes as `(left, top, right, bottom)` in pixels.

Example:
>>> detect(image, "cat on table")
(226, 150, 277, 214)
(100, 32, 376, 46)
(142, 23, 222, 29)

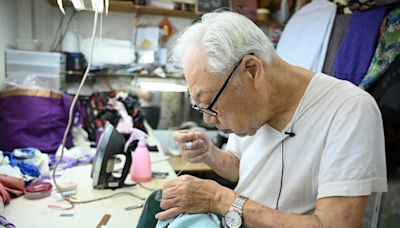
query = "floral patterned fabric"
(360, 8, 400, 89)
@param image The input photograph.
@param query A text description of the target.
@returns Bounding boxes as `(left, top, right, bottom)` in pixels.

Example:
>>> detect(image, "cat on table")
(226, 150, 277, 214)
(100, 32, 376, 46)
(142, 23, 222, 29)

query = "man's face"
(183, 49, 262, 137)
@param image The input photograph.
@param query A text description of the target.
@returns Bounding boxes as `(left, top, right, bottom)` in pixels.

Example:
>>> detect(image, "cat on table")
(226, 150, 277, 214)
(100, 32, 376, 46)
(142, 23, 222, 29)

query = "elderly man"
(155, 11, 387, 227)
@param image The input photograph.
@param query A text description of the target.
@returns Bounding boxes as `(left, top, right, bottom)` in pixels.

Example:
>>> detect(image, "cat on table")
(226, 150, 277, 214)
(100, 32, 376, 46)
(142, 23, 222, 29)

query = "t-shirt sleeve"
(317, 93, 388, 199)
(225, 133, 242, 159)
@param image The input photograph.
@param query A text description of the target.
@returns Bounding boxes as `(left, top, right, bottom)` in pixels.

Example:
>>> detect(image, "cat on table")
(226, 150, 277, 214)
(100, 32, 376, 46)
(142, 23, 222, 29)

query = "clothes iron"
(91, 122, 132, 189)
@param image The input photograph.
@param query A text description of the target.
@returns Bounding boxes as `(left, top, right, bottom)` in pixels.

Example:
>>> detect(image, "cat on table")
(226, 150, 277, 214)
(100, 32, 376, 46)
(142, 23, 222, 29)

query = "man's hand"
(172, 130, 215, 163)
(173, 130, 240, 182)
(155, 175, 234, 220)
(154, 174, 368, 228)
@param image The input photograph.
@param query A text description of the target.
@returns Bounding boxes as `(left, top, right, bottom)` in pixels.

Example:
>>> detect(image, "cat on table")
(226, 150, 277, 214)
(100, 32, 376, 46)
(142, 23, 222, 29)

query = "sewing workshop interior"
(0, 0, 399, 227)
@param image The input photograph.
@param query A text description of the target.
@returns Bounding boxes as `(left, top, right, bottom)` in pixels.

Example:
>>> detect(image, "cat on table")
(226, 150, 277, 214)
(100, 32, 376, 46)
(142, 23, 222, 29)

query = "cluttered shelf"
(65, 69, 187, 93)
(66, 71, 186, 82)
(97, 72, 185, 80)
(110, 1, 201, 18)
(47, 0, 272, 26)
(67, 70, 184, 78)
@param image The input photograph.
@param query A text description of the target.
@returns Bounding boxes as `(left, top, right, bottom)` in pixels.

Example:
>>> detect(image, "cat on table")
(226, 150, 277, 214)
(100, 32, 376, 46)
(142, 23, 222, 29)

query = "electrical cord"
(51, 7, 98, 209)
(67, 191, 145, 204)
(49, 1, 144, 210)
(49, 10, 65, 51)
(53, 10, 77, 51)
(50, 2, 150, 210)
(275, 140, 285, 210)
(48, 190, 145, 210)
(138, 183, 156, 191)
(276, 131, 296, 210)
(50, 10, 76, 51)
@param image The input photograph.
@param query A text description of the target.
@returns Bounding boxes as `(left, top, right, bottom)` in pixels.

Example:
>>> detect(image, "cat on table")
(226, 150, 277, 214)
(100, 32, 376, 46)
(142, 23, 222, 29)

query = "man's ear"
(242, 55, 262, 80)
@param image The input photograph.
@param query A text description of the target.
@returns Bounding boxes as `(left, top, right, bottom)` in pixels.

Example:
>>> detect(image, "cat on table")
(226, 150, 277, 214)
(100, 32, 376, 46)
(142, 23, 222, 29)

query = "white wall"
(33, 0, 65, 51)
(0, 0, 18, 83)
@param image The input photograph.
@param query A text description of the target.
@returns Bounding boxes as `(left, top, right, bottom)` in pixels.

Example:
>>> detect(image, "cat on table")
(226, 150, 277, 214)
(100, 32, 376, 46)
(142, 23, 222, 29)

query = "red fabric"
(0, 174, 25, 205)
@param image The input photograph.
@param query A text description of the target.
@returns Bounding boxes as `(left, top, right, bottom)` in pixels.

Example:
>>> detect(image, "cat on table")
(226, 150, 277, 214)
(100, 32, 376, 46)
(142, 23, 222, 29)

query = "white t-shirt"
(226, 73, 387, 214)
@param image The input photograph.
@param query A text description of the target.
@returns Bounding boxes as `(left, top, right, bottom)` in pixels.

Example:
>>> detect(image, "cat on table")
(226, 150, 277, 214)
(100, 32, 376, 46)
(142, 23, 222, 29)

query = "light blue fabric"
(156, 213, 222, 228)
(276, 0, 336, 72)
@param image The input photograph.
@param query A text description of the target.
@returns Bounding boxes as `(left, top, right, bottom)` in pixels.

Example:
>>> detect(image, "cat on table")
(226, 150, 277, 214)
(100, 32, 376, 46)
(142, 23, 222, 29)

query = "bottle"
(61, 31, 79, 53)
(130, 140, 152, 182)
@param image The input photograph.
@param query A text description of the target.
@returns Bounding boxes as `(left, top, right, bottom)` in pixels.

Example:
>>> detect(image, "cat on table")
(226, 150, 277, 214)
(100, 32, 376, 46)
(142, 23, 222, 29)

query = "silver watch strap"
(231, 195, 249, 215)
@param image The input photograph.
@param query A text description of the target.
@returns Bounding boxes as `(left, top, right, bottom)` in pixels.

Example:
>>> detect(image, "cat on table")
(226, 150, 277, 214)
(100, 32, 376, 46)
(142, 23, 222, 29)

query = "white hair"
(170, 11, 277, 75)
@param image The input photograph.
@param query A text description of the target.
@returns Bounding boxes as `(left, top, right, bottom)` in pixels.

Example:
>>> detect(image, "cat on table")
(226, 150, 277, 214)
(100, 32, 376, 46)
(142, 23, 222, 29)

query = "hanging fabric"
(322, 13, 352, 75)
(333, 6, 388, 85)
(359, 8, 400, 89)
(276, 0, 336, 72)
(367, 54, 400, 175)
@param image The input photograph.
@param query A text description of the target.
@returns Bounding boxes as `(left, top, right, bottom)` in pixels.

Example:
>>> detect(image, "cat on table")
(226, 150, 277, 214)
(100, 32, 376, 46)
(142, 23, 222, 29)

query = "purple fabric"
(334, 7, 387, 85)
(48, 154, 93, 170)
(0, 214, 16, 228)
(0, 91, 72, 154)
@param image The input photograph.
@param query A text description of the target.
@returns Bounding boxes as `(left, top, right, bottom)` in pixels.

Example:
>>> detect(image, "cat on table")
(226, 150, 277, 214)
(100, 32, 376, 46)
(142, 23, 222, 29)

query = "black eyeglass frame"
(191, 53, 253, 117)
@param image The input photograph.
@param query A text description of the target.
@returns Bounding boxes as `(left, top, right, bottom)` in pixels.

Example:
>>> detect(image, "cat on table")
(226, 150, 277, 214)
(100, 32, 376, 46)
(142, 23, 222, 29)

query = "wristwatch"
(224, 195, 249, 228)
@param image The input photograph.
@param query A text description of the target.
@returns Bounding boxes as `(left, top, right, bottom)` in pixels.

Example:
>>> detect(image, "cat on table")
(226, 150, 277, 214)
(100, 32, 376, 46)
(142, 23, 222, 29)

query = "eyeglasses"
(191, 54, 252, 117)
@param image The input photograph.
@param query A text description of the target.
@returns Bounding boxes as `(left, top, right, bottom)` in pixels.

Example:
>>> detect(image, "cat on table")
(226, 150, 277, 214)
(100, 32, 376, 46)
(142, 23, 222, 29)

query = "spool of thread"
(24, 182, 53, 199)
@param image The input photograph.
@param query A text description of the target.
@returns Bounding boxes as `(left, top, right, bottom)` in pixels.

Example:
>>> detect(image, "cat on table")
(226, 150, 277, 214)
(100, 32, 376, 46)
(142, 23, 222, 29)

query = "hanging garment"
(322, 14, 352, 75)
(294, 0, 311, 12)
(377, 172, 400, 227)
(333, 7, 388, 85)
(367, 54, 400, 175)
(276, 0, 336, 72)
(359, 8, 400, 89)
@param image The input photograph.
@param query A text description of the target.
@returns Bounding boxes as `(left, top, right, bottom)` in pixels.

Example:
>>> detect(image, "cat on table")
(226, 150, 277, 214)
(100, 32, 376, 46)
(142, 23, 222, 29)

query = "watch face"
(225, 210, 242, 228)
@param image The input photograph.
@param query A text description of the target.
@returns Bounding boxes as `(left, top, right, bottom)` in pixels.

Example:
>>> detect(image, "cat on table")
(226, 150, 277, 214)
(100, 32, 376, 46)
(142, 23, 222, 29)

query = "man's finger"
(159, 198, 178, 210)
(155, 207, 181, 221)
(172, 131, 193, 142)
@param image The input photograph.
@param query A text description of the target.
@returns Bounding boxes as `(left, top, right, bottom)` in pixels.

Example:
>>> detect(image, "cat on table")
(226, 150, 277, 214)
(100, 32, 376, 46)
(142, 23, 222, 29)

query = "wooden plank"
(168, 156, 213, 173)
(48, 0, 200, 18)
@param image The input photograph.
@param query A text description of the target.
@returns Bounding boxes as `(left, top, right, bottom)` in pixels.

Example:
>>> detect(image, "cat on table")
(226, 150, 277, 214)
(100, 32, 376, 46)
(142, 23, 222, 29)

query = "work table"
(2, 151, 176, 227)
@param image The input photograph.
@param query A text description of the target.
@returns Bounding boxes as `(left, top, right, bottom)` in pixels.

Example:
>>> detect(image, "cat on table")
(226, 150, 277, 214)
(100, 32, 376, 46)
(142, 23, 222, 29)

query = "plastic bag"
(0, 72, 62, 93)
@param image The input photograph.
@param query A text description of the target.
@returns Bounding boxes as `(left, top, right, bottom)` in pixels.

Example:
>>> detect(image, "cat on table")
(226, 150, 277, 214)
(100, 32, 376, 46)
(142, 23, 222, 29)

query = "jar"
(256, 8, 270, 22)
